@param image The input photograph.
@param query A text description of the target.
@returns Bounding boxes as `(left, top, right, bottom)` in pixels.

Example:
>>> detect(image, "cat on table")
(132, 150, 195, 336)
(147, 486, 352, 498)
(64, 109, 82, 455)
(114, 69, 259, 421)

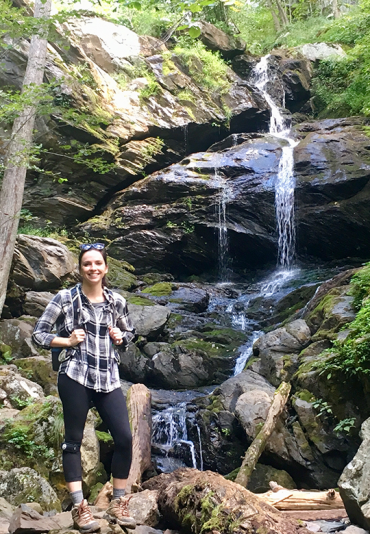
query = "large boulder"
(339, 418, 370, 530)
(295, 43, 346, 62)
(23, 292, 54, 317)
(0, 318, 40, 359)
(0, 468, 60, 512)
(127, 303, 170, 338)
(10, 235, 76, 290)
(251, 319, 311, 386)
(0, 365, 44, 409)
(197, 21, 246, 59)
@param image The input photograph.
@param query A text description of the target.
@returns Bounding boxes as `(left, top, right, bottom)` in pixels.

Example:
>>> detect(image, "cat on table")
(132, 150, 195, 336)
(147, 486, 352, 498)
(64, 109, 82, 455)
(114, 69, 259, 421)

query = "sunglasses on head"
(79, 243, 105, 251)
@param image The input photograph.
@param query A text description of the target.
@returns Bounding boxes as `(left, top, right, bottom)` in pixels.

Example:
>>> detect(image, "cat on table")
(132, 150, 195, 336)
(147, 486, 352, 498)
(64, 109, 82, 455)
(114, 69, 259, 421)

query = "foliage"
(318, 264, 370, 380)
(174, 40, 231, 93)
(333, 417, 356, 434)
(309, 3, 370, 117)
(312, 398, 333, 417)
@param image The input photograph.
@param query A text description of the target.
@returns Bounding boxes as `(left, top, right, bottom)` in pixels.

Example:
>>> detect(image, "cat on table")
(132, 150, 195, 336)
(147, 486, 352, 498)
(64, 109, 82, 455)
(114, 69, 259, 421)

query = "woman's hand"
(69, 329, 86, 347)
(109, 326, 123, 345)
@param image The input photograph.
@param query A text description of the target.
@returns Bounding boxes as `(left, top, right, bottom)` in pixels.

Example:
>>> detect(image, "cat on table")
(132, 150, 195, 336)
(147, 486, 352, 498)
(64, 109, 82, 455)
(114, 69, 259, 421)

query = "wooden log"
(143, 467, 312, 534)
(125, 383, 152, 493)
(258, 489, 345, 511)
(235, 381, 291, 488)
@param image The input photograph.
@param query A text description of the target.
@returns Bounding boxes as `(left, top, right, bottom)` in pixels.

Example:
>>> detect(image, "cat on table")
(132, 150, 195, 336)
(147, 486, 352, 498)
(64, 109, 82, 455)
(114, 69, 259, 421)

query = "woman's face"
(79, 250, 108, 285)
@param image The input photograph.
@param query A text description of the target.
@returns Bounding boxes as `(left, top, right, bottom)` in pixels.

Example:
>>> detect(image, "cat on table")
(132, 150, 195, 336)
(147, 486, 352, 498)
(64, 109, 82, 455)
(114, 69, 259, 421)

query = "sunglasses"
(79, 243, 105, 251)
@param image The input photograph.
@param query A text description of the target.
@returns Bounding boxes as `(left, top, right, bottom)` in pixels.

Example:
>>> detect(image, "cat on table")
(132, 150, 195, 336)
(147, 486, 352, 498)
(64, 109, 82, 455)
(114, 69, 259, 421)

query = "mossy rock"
(126, 295, 155, 306)
(142, 282, 173, 296)
(14, 356, 57, 396)
(142, 273, 173, 285)
(107, 257, 137, 290)
(0, 397, 64, 478)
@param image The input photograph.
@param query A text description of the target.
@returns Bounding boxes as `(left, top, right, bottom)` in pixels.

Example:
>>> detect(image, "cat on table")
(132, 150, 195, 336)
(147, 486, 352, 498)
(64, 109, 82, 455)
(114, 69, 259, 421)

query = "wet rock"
(198, 21, 246, 59)
(11, 235, 77, 290)
(0, 469, 60, 512)
(169, 286, 210, 313)
(8, 504, 60, 534)
(339, 418, 370, 530)
(0, 318, 40, 359)
(23, 292, 54, 317)
(127, 303, 170, 338)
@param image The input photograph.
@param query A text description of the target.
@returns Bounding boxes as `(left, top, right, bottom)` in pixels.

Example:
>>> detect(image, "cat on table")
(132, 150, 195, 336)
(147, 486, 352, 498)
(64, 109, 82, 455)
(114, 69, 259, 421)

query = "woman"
(32, 243, 136, 533)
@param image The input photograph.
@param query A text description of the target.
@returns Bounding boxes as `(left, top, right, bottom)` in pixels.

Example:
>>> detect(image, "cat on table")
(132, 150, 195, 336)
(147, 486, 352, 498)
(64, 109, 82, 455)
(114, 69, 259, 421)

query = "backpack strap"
(70, 285, 81, 330)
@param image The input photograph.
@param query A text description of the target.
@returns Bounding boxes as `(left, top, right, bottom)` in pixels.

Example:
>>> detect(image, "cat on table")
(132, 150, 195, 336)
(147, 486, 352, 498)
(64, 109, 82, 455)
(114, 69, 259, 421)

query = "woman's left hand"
(108, 326, 124, 345)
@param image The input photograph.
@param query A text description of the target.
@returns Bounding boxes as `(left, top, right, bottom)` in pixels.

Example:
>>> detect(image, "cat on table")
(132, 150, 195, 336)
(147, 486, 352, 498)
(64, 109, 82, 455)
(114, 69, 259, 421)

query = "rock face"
(339, 418, 370, 530)
(81, 117, 370, 275)
(10, 235, 76, 290)
(198, 21, 246, 59)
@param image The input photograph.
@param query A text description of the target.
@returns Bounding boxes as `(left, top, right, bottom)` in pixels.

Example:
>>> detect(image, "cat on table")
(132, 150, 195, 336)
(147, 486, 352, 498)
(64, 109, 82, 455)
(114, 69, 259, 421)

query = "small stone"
(8, 504, 60, 534)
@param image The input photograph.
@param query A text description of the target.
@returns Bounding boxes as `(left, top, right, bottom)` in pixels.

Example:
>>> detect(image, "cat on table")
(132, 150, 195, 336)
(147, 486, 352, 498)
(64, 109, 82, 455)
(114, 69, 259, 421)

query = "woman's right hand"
(69, 329, 86, 347)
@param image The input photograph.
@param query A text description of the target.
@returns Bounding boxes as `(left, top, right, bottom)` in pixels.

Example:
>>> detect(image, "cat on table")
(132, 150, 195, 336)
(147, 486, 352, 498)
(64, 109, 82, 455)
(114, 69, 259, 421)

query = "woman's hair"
(78, 247, 109, 287)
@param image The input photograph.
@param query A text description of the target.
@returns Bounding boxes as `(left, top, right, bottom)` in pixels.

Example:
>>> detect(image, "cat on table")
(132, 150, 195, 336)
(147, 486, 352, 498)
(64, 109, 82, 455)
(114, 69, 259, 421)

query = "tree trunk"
(274, 0, 289, 27)
(126, 383, 152, 493)
(235, 382, 291, 488)
(0, 0, 51, 317)
(266, 0, 282, 32)
(143, 468, 312, 534)
(332, 0, 340, 19)
(258, 489, 345, 510)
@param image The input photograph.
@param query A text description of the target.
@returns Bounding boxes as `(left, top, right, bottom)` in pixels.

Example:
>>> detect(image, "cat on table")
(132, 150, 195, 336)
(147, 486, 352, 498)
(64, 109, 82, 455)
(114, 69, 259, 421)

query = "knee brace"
(61, 441, 81, 453)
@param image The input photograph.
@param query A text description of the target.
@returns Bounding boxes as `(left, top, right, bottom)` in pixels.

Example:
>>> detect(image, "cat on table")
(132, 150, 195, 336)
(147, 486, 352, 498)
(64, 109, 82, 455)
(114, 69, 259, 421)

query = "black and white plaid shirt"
(32, 284, 135, 393)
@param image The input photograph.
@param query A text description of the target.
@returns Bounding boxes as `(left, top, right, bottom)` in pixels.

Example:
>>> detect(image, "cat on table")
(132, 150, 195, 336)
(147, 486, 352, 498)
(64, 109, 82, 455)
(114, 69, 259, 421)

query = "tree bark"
(0, 0, 51, 317)
(126, 383, 152, 493)
(235, 382, 291, 488)
(332, 0, 340, 19)
(143, 468, 312, 534)
(258, 489, 345, 510)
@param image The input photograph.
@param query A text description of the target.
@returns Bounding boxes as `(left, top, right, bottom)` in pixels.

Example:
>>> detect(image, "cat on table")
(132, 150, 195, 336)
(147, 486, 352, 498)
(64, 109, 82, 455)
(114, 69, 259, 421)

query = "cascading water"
(152, 402, 198, 472)
(214, 166, 230, 282)
(252, 55, 299, 272)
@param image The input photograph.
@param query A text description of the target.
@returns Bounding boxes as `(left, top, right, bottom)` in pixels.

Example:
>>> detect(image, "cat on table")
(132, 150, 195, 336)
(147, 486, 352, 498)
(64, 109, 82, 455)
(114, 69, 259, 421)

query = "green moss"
(95, 430, 113, 443)
(107, 257, 137, 291)
(142, 282, 173, 296)
(295, 389, 316, 402)
(127, 296, 155, 306)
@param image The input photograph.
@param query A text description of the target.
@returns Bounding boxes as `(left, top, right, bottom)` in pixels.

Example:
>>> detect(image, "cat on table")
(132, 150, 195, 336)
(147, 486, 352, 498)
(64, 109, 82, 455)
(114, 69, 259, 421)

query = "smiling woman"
(32, 243, 137, 532)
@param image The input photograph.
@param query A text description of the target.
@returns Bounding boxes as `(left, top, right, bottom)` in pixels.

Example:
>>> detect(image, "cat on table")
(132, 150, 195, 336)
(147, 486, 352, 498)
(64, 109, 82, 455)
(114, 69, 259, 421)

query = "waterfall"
(252, 55, 298, 270)
(152, 402, 198, 470)
(215, 166, 230, 282)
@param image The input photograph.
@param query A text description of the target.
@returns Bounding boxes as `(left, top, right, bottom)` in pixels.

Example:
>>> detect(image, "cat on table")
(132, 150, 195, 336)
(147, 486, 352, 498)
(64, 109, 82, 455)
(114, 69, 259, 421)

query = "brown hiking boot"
(72, 499, 100, 533)
(104, 496, 136, 529)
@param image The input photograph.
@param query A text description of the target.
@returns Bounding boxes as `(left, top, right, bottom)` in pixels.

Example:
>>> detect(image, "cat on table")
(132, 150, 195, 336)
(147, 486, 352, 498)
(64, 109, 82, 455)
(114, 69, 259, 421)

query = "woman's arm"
(32, 291, 85, 349)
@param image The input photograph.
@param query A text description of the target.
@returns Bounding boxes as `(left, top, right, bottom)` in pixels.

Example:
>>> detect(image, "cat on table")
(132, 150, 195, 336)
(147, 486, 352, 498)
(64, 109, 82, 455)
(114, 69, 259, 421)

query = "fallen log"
(143, 467, 312, 534)
(235, 381, 291, 488)
(258, 488, 345, 510)
(126, 383, 152, 493)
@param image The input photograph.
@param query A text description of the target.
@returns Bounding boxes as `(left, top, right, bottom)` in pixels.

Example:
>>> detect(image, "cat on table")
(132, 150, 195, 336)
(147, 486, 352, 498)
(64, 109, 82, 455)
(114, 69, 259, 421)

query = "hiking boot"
(104, 496, 136, 529)
(72, 499, 100, 533)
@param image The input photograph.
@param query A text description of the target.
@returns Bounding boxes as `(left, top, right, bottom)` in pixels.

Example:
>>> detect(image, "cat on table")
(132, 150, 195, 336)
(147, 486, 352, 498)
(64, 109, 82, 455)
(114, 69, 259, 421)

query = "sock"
(71, 490, 84, 507)
(112, 488, 126, 500)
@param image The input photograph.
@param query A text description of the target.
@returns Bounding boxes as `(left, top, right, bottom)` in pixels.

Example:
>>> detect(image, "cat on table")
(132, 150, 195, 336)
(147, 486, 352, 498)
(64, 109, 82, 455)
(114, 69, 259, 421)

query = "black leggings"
(58, 374, 132, 483)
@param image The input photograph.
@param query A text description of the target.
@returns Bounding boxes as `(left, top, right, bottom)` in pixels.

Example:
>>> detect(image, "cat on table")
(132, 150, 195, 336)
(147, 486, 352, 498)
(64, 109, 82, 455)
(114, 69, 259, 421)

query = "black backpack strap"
(70, 285, 81, 330)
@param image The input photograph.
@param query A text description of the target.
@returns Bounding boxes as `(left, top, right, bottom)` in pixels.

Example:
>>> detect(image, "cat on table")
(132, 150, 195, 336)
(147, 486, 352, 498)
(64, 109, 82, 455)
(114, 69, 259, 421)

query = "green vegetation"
(142, 282, 173, 296)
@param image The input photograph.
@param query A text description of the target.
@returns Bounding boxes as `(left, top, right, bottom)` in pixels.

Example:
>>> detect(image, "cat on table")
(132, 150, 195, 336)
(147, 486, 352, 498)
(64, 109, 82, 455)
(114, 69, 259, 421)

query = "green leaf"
(188, 26, 201, 37)
(189, 4, 202, 12)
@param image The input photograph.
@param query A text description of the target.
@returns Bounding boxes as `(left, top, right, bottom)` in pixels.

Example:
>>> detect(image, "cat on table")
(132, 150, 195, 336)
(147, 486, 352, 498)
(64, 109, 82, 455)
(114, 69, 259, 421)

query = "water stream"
(252, 55, 299, 270)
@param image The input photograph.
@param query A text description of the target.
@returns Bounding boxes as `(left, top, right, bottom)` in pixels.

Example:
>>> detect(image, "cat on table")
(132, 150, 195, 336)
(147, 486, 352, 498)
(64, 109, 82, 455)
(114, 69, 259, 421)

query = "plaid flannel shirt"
(32, 284, 135, 393)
